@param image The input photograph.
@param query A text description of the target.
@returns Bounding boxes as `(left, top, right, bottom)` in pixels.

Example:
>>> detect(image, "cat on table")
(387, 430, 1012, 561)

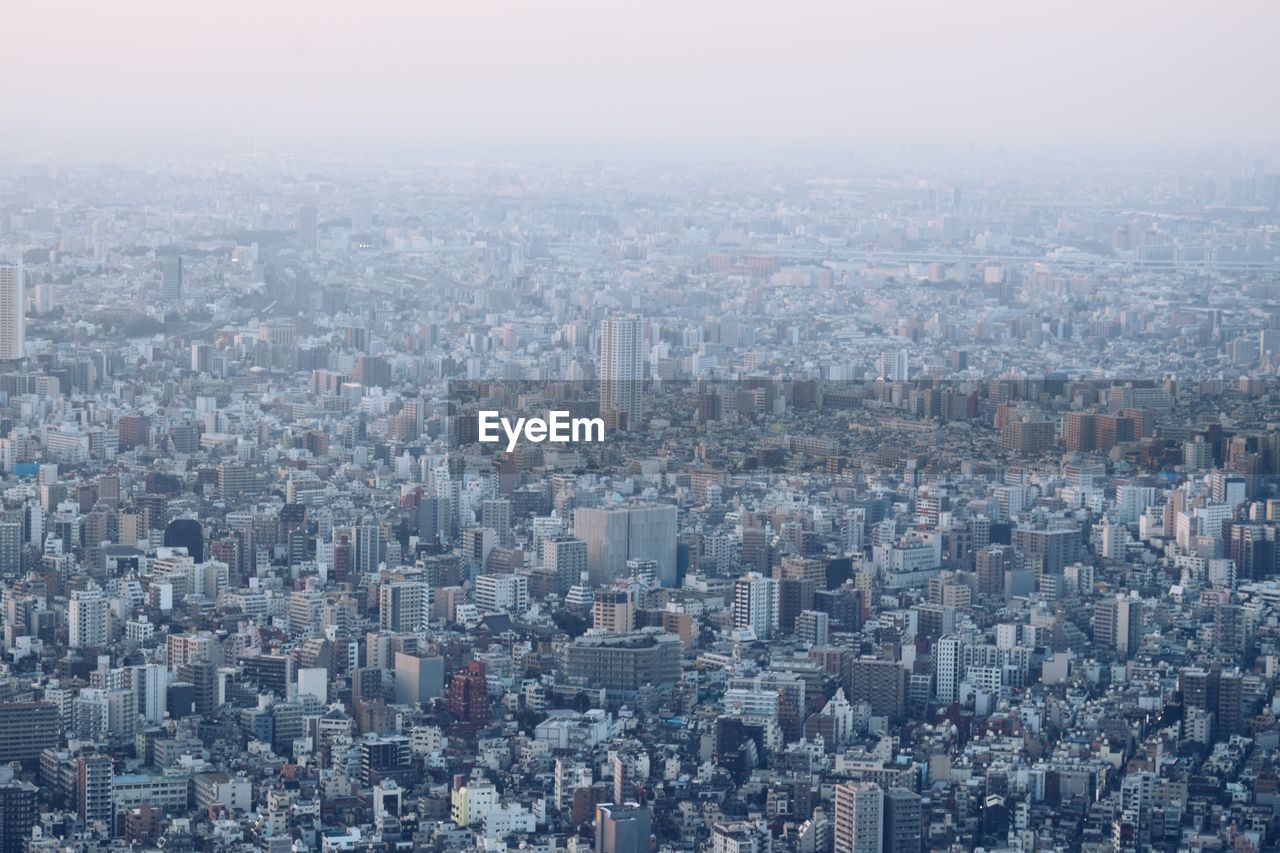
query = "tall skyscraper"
(0, 263, 24, 362)
(161, 255, 183, 302)
(600, 315, 644, 429)
(834, 782, 883, 853)
(351, 199, 372, 233)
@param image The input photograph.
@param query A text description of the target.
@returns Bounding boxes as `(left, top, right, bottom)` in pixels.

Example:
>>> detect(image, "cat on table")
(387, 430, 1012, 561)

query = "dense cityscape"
(0, 147, 1277, 853)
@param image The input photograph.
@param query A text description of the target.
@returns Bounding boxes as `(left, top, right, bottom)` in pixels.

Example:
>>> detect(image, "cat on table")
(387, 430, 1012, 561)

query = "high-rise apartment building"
(447, 660, 490, 728)
(545, 536, 588, 592)
(481, 498, 513, 547)
(77, 753, 114, 826)
(161, 255, 183, 302)
(733, 573, 779, 641)
(354, 524, 382, 574)
(0, 263, 24, 362)
(69, 589, 109, 648)
(878, 350, 909, 382)
(0, 522, 21, 575)
(379, 581, 431, 633)
(975, 545, 1021, 598)
(848, 657, 906, 719)
(934, 635, 963, 704)
(600, 315, 644, 429)
(834, 782, 883, 853)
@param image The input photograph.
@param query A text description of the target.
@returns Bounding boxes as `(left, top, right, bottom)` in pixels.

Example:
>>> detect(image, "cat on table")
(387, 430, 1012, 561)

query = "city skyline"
(2, 4, 1280, 852)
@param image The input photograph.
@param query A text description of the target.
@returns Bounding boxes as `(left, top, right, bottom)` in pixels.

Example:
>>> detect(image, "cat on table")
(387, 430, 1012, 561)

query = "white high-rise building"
(878, 349, 909, 382)
(600, 314, 644, 428)
(841, 508, 866, 555)
(141, 663, 168, 724)
(474, 573, 529, 615)
(733, 572, 779, 641)
(1120, 771, 1155, 847)
(1115, 485, 1156, 524)
(69, 588, 109, 648)
(934, 634, 963, 703)
(0, 263, 25, 361)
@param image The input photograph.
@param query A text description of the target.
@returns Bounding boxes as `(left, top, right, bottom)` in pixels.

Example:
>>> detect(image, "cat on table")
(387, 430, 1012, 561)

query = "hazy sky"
(5, 0, 1278, 156)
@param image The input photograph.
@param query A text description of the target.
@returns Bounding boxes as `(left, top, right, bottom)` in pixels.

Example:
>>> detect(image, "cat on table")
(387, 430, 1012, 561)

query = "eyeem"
(477, 410, 605, 452)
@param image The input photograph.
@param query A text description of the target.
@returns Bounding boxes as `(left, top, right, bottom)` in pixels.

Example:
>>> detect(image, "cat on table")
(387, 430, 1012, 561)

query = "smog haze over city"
(5, 1, 1280, 155)
(3, 3, 1280, 853)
